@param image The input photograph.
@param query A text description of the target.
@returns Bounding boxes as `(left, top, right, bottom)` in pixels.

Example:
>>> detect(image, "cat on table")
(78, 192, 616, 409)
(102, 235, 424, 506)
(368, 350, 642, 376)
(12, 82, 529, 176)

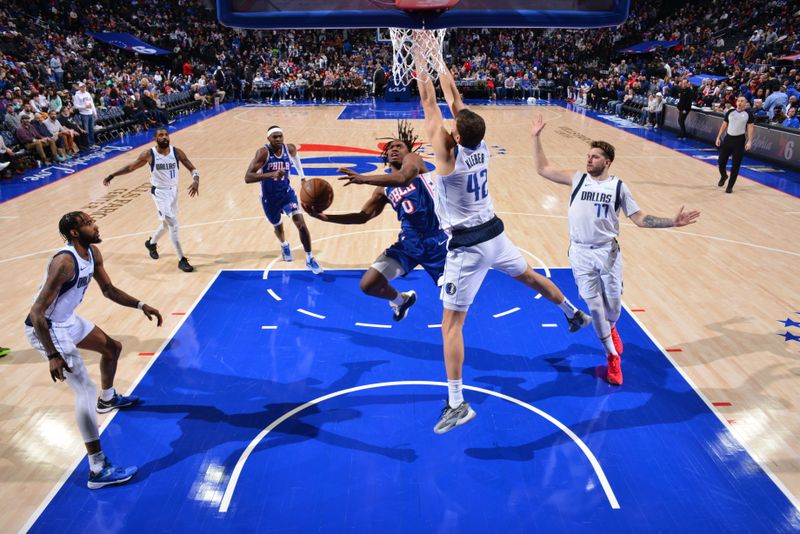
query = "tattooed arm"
(629, 206, 700, 228)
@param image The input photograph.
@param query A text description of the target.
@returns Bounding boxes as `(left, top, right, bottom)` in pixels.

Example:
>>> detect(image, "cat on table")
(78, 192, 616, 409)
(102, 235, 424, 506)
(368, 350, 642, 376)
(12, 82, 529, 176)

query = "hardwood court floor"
(0, 104, 798, 530)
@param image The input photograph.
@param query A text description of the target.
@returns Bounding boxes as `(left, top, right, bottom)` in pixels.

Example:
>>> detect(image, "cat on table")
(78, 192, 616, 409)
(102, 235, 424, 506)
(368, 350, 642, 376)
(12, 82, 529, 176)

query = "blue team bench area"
(28, 269, 797, 533)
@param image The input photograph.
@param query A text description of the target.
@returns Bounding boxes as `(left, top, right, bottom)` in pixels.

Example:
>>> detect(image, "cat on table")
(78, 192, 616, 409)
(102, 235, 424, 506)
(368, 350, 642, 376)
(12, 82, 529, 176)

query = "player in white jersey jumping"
(103, 128, 201, 272)
(25, 211, 163, 488)
(345, 43, 590, 434)
(530, 114, 700, 385)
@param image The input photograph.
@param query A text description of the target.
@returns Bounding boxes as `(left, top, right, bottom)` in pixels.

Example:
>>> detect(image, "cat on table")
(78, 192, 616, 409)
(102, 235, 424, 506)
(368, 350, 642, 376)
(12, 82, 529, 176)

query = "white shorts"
(24, 314, 95, 369)
(151, 186, 178, 221)
(441, 231, 527, 311)
(568, 241, 623, 299)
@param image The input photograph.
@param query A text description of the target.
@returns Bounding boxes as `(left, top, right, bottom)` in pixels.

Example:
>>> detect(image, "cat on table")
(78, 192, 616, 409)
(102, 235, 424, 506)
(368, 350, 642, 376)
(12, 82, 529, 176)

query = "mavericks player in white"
(410, 49, 591, 434)
(103, 128, 201, 272)
(25, 211, 163, 488)
(530, 114, 700, 384)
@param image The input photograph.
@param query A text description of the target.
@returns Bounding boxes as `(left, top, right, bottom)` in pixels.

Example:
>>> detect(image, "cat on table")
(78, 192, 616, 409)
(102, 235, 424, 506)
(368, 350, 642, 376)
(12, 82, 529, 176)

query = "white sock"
(88, 451, 106, 474)
(558, 298, 579, 317)
(100, 387, 115, 401)
(601, 335, 618, 356)
(282, 241, 289, 248)
(448, 379, 464, 408)
(390, 292, 405, 306)
(306, 251, 313, 262)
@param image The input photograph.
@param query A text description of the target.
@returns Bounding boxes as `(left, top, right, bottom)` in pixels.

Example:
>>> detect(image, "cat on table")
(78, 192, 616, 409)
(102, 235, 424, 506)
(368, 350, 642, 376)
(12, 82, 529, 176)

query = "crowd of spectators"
(0, 0, 798, 178)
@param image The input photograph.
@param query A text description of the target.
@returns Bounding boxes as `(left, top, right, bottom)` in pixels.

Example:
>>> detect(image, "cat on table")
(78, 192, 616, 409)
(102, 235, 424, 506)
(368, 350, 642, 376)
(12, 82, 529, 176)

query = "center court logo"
(296, 143, 434, 177)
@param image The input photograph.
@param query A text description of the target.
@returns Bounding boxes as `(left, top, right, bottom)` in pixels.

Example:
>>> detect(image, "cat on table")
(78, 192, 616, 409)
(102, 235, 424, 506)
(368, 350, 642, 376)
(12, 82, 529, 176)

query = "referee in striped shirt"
(715, 96, 754, 193)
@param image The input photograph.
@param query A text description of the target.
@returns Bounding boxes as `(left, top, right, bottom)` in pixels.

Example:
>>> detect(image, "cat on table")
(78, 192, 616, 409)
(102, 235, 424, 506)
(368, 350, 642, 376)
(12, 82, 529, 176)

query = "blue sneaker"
(96, 393, 140, 414)
(281, 243, 292, 262)
(306, 257, 323, 274)
(88, 459, 138, 489)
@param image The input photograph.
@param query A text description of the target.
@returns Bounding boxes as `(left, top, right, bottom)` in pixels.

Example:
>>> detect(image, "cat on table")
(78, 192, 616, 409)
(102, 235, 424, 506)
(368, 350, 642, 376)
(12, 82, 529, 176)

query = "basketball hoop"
(389, 28, 448, 86)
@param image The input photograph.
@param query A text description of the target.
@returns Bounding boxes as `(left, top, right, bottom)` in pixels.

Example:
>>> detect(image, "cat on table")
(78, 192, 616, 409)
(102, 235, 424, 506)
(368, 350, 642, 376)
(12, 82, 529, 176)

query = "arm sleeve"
(289, 152, 306, 180)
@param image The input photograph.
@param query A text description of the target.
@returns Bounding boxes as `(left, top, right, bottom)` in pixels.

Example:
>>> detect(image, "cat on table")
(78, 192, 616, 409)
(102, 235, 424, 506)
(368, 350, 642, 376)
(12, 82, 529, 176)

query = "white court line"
(493, 307, 520, 318)
(260, 325, 278, 330)
(354, 322, 392, 329)
(218, 380, 620, 513)
(427, 324, 442, 328)
(622, 303, 800, 513)
(542, 323, 558, 328)
(262, 228, 398, 279)
(297, 308, 325, 319)
(0, 215, 18, 219)
(267, 289, 282, 301)
(20, 270, 223, 534)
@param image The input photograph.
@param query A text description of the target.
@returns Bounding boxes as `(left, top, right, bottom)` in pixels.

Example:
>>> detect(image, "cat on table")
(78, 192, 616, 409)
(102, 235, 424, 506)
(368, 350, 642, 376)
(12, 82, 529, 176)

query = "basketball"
(300, 178, 334, 212)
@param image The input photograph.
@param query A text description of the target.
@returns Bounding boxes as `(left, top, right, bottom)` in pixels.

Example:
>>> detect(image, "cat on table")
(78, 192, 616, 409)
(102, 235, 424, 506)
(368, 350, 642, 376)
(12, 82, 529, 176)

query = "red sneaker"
(606, 354, 623, 385)
(610, 326, 623, 355)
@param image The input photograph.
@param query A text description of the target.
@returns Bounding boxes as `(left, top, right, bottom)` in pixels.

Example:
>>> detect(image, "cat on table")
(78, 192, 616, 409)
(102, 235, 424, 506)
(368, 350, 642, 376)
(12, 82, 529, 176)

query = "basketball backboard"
(217, 0, 630, 30)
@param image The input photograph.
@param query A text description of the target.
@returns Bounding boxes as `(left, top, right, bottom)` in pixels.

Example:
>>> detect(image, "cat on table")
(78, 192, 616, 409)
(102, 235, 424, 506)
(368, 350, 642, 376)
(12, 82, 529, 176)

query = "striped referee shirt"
(724, 108, 754, 136)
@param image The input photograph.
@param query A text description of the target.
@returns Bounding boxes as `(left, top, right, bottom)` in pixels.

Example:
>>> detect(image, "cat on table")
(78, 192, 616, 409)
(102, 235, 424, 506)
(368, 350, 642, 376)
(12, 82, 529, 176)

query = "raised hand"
(673, 206, 701, 227)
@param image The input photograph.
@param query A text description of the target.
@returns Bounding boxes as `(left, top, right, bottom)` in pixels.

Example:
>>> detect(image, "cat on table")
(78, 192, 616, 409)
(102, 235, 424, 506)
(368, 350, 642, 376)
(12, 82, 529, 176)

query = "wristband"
(47, 352, 61, 361)
(191, 170, 200, 179)
(137, 301, 144, 310)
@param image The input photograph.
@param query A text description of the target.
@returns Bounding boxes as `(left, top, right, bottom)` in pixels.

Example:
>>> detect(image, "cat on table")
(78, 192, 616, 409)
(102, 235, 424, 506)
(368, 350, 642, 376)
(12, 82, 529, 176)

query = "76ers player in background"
(245, 125, 322, 274)
(308, 121, 447, 321)
(104, 128, 200, 273)
(531, 114, 700, 385)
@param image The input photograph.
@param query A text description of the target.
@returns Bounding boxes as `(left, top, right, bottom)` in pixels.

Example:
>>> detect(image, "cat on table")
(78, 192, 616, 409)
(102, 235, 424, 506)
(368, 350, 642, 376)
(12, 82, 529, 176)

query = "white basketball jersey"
(435, 140, 495, 231)
(33, 244, 94, 323)
(149, 147, 180, 188)
(568, 171, 640, 245)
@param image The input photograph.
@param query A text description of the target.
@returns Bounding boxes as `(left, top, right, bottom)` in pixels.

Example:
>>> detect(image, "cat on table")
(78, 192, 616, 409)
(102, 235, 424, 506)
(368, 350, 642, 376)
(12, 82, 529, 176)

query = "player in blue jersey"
(306, 121, 446, 321)
(245, 125, 322, 274)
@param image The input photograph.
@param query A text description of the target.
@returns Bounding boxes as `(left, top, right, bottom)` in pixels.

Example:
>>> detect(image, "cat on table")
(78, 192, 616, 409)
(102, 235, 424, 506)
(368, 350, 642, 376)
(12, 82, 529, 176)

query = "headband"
(267, 127, 283, 137)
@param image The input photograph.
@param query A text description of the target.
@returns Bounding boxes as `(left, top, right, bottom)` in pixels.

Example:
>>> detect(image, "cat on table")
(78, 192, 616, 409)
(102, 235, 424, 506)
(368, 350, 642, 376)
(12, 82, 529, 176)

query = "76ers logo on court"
(295, 144, 434, 177)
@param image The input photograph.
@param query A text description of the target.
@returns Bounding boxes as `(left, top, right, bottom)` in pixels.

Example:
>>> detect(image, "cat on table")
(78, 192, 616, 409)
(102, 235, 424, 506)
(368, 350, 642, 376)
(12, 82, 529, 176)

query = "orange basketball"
(300, 178, 334, 213)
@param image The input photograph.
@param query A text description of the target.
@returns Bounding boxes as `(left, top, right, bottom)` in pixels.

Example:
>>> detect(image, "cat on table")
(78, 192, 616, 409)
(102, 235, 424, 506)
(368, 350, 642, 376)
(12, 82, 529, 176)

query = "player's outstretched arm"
(629, 206, 701, 228)
(103, 149, 150, 186)
(91, 245, 163, 326)
(29, 254, 75, 382)
(438, 68, 466, 117)
(306, 186, 388, 224)
(175, 147, 200, 197)
(338, 152, 426, 187)
(414, 61, 455, 173)
(530, 115, 575, 185)
(244, 147, 282, 183)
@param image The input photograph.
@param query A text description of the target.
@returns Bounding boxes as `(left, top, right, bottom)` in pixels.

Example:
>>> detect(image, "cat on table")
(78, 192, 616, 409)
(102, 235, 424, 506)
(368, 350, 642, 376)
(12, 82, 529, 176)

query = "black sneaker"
(392, 291, 417, 322)
(718, 175, 727, 187)
(566, 310, 592, 333)
(433, 401, 477, 434)
(725, 185, 733, 194)
(145, 239, 159, 259)
(178, 257, 194, 272)
(97, 393, 139, 414)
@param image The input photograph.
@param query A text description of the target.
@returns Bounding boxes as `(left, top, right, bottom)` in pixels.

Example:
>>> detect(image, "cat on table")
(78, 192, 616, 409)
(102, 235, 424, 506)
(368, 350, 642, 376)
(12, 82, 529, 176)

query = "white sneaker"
(0, 162, 9, 172)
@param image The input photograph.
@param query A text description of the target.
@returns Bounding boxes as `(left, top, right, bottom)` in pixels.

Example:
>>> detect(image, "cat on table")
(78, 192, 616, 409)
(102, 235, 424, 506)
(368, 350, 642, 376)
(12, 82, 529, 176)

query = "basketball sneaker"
(566, 310, 592, 332)
(88, 459, 138, 489)
(306, 257, 323, 274)
(606, 354, 623, 385)
(144, 238, 159, 259)
(433, 401, 477, 434)
(281, 243, 292, 262)
(392, 291, 417, 322)
(97, 393, 140, 414)
(178, 257, 194, 272)
(718, 175, 727, 187)
(610, 326, 623, 355)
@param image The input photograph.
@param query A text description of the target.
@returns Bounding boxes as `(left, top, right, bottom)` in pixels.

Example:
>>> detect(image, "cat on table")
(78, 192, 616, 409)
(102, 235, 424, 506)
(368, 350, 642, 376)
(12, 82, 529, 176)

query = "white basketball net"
(389, 28, 447, 86)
